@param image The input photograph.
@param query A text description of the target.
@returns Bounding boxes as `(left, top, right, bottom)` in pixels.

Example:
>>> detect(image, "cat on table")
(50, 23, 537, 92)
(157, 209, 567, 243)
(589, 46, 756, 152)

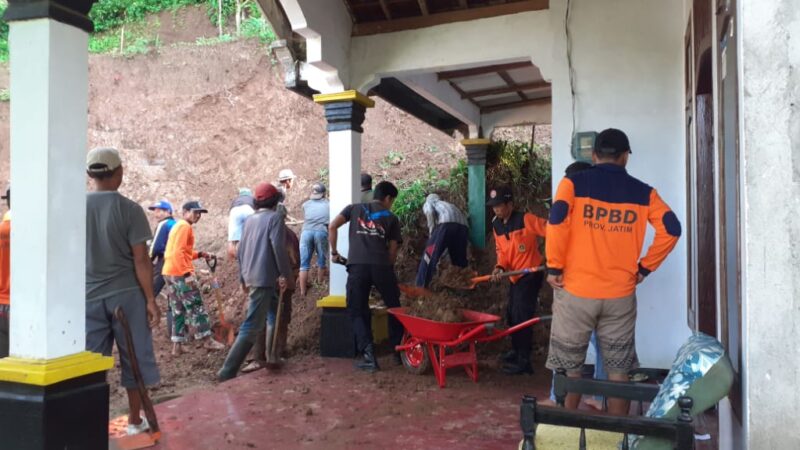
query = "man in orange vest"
(162, 201, 226, 355)
(487, 186, 548, 375)
(546, 128, 681, 415)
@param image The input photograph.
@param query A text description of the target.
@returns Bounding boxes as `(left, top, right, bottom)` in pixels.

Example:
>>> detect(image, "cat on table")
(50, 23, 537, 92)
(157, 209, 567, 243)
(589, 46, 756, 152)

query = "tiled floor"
(110, 354, 718, 449)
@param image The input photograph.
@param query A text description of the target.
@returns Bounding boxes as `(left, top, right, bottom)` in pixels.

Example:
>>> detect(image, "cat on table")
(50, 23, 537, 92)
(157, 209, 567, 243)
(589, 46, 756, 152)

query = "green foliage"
(379, 150, 405, 169)
(206, 0, 235, 28)
(90, 0, 203, 33)
(486, 140, 552, 214)
(317, 167, 329, 186)
(0, 1, 8, 63)
(392, 159, 469, 236)
(195, 34, 234, 46)
(89, 34, 121, 53)
(0, 88, 9, 102)
(241, 17, 276, 43)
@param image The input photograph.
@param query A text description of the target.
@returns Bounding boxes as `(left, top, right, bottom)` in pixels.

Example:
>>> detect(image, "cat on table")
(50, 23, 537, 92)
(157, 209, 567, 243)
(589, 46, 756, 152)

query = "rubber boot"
(355, 344, 380, 373)
(501, 349, 517, 365)
(217, 337, 255, 382)
(503, 353, 533, 375)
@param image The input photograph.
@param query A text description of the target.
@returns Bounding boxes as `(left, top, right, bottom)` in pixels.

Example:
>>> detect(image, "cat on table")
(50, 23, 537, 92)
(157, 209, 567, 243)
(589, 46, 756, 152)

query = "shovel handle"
(471, 266, 546, 286)
(114, 306, 160, 434)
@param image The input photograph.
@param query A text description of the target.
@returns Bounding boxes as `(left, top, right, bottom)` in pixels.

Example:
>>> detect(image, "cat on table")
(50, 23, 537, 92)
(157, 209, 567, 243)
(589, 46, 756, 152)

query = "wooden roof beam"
(438, 61, 533, 80)
(461, 80, 550, 99)
(352, 0, 549, 36)
(497, 70, 527, 100)
(480, 96, 552, 114)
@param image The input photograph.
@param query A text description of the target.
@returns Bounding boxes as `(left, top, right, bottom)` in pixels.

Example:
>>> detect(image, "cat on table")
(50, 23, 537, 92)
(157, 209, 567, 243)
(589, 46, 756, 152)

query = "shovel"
(207, 255, 235, 346)
(266, 285, 288, 370)
(460, 266, 546, 290)
(112, 306, 162, 450)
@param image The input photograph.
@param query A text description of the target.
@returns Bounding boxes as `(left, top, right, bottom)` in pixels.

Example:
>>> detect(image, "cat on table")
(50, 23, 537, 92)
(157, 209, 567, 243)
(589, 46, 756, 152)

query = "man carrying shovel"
(218, 182, 294, 381)
(487, 186, 548, 375)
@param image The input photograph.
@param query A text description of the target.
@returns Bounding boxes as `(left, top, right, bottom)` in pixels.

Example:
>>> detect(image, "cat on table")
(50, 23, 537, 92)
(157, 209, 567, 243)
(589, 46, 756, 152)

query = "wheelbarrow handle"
(476, 315, 553, 343)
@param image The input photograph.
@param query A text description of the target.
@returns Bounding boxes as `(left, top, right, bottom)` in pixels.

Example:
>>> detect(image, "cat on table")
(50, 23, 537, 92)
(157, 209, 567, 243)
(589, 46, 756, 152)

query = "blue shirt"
(150, 217, 175, 259)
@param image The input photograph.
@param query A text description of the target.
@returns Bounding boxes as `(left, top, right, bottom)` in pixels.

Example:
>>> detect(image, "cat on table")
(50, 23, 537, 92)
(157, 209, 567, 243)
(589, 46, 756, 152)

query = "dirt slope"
(0, 33, 463, 414)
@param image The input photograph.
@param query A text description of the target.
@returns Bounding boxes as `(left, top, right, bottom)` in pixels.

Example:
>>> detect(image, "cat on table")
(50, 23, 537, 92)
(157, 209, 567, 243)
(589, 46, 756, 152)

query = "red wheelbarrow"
(388, 307, 550, 388)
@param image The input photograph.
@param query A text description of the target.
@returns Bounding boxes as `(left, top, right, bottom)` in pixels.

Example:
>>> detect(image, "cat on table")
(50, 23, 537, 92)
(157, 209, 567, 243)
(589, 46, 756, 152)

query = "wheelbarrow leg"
(428, 342, 446, 388)
(465, 341, 478, 383)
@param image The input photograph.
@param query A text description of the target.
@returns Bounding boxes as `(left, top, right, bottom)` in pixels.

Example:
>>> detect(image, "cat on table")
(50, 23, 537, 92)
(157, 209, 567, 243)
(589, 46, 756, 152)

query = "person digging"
(487, 186, 548, 375)
(329, 181, 404, 373)
(218, 182, 294, 381)
(162, 200, 226, 355)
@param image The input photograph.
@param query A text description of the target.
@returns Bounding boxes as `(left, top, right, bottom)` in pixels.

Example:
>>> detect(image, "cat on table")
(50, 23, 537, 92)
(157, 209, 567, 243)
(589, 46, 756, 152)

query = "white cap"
(278, 169, 296, 181)
(87, 147, 122, 174)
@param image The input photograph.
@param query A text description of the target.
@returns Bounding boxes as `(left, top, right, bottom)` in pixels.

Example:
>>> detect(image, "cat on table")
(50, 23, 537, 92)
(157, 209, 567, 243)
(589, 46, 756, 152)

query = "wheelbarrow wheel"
(400, 333, 430, 375)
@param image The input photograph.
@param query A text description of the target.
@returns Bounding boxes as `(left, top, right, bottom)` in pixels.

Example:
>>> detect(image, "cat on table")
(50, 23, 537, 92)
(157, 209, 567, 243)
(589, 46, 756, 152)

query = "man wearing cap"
(329, 181, 403, 373)
(218, 182, 294, 381)
(227, 188, 255, 259)
(360, 173, 373, 204)
(298, 183, 330, 297)
(546, 128, 681, 416)
(147, 199, 176, 336)
(276, 169, 301, 223)
(84, 147, 160, 435)
(162, 200, 225, 354)
(415, 193, 469, 287)
(0, 187, 10, 358)
(487, 186, 548, 375)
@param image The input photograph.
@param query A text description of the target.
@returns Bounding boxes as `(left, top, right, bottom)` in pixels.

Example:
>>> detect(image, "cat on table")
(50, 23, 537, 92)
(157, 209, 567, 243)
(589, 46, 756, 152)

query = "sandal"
(203, 339, 226, 350)
(241, 360, 266, 373)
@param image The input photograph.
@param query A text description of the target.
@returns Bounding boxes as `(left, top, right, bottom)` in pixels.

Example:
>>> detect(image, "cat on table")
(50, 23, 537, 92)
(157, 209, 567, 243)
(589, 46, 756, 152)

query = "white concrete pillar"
(313, 91, 374, 298)
(8, 19, 88, 359)
(327, 130, 362, 296)
(738, 0, 800, 447)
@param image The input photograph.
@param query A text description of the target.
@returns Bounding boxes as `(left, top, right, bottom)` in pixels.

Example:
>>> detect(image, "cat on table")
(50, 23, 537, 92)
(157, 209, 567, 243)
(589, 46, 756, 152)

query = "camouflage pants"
(165, 275, 213, 343)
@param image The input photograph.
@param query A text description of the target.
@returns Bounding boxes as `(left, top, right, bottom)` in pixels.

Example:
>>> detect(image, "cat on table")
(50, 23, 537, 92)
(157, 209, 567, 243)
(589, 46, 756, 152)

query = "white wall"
(549, 0, 689, 368)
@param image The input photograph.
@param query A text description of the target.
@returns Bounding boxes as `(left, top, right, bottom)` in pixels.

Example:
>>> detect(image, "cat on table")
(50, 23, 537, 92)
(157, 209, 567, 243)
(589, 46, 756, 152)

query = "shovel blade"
(113, 431, 161, 450)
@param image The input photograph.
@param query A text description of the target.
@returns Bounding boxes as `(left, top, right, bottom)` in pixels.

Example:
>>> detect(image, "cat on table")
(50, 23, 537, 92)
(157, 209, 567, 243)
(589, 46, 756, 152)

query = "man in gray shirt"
(218, 182, 294, 381)
(415, 193, 470, 287)
(84, 147, 160, 436)
(299, 183, 330, 296)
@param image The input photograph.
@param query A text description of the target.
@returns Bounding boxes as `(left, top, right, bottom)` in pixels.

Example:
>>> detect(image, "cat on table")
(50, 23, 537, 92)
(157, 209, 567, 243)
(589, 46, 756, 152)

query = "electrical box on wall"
(571, 131, 597, 163)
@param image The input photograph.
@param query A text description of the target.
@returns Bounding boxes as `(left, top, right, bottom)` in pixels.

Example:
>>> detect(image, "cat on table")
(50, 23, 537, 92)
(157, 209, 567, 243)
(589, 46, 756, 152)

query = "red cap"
(254, 182, 279, 202)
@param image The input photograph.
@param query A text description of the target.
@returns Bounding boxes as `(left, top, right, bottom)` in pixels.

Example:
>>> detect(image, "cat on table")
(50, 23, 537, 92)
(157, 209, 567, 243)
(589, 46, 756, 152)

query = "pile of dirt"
(431, 264, 477, 291)
(403, 291, 465, 323)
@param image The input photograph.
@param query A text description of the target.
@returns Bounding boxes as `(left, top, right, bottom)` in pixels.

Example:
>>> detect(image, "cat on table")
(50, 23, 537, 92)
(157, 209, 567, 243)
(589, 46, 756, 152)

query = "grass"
(0, 88, 8, 102)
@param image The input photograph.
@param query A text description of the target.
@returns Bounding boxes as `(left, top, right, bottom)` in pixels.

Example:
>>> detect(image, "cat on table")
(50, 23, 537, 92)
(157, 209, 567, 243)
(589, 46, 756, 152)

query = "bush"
(486, 140, 552, 215)
(392, 160, 468, 236)
(0, 2, 8, 63)
(90, 0, 203, 33)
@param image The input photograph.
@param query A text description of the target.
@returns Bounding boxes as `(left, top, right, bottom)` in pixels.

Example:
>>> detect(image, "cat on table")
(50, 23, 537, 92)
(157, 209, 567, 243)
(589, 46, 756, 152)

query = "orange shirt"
(0, 212, 9, 305)
(162, 220, 199, 277)
(546, 164, 681, 299)
(493, 211, 547, 283)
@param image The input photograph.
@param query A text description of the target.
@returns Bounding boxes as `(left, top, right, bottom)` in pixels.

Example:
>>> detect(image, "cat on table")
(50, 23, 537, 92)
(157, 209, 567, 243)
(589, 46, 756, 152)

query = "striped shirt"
(423, 194, 468, 234)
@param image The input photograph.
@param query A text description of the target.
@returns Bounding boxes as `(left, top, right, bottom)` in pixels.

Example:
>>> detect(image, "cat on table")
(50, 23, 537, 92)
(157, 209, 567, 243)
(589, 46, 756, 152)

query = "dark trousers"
(507, 272, 544, 361)
(346, 264, 403, 353)
(152, 258, 171, 336)
(415, 223, 469, 287)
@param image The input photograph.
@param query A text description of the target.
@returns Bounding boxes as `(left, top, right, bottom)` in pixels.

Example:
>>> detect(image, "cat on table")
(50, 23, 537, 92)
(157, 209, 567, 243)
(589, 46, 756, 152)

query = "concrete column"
(738, 0, 800, 447)
(462, 139, 490, 249)
(7, 18, 88, 360)
(313, 91, 375, 299)
(0, 6, 112, 449)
